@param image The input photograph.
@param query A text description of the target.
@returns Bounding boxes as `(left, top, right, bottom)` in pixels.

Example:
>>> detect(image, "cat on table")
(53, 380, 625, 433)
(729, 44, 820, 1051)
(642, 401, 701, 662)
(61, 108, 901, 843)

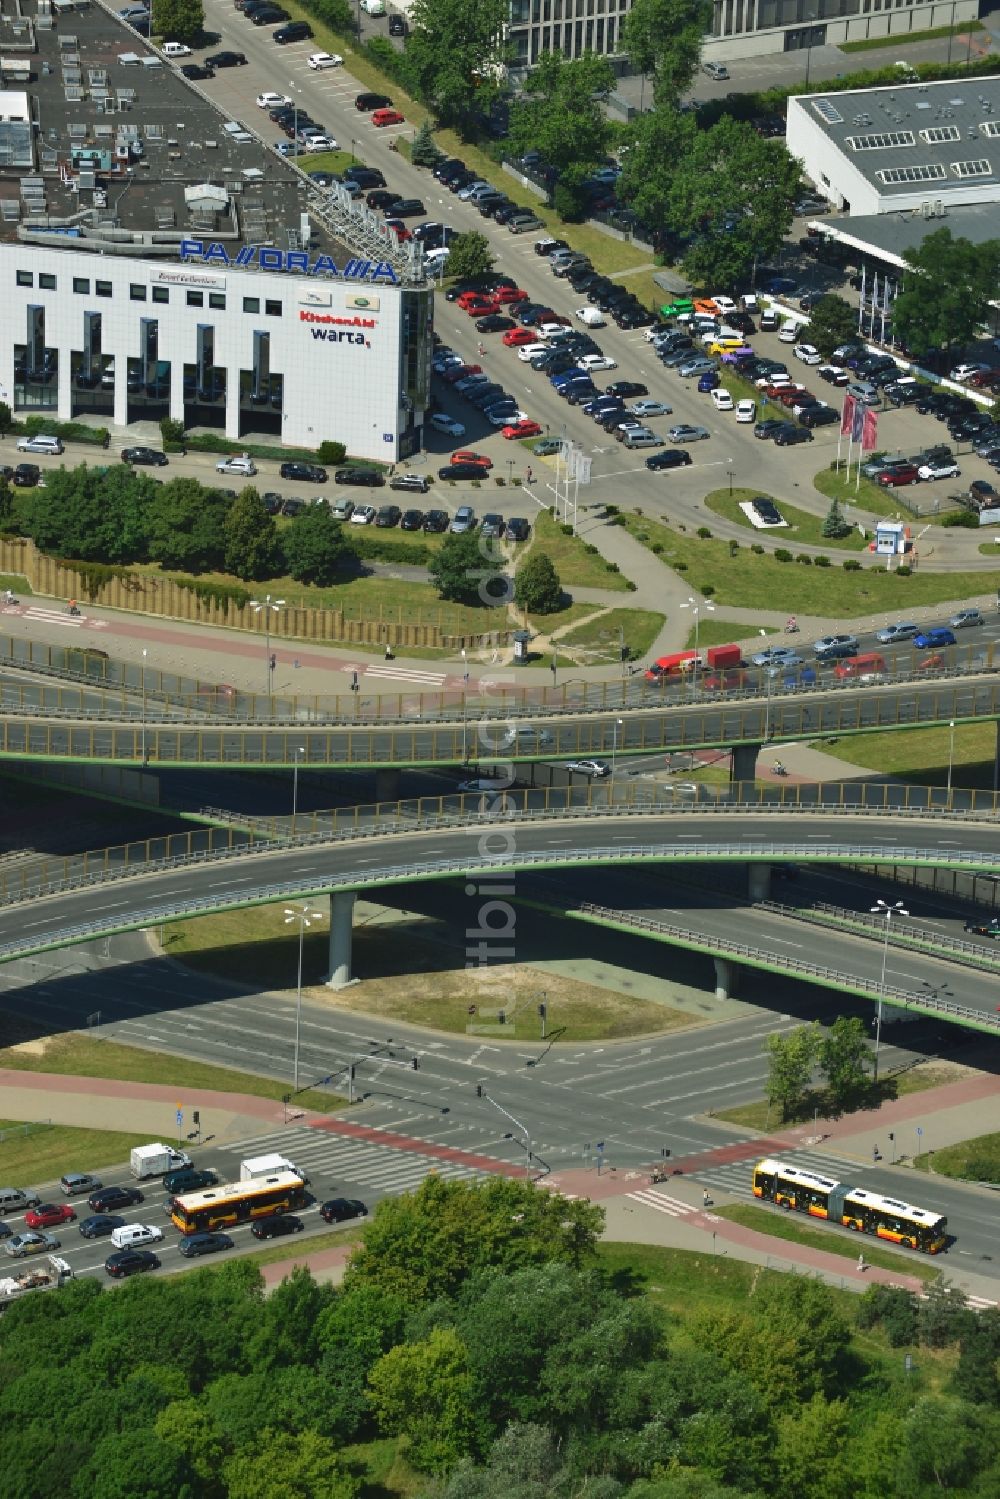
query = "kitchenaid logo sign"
(299, 309, 374, 346)
(178, 239, 399, 284)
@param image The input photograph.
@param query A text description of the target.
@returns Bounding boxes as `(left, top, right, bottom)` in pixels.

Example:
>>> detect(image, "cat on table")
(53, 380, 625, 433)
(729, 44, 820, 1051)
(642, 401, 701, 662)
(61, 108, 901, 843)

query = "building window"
(73, 277, 90, 295)
(96, 281, 113, 298)
(152, 286, 169, 303)
(186, 290, 204, 307)
(209, 293, 226, 310)
(265, 299, 282, 317)
(38, 273, 56, 290)
(130, 284, 147, 301)
(16, 271, 32, 287)
(243, 296, 260, 314)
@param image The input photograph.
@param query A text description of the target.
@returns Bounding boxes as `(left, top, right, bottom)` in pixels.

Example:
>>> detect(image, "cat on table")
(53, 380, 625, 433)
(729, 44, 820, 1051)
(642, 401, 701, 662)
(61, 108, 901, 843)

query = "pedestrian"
(384, 643, 393, 661)
(703, 1189, 712, 1208)
(526, 465, 533, 485)
(857, 1252, 866, 1273)
(477, 341, 485, 357)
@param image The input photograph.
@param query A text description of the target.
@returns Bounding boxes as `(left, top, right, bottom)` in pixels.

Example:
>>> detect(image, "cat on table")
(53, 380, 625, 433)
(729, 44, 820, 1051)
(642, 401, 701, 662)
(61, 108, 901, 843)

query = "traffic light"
(412, 1057, 419, 1071)
(476, 1085, 483, 1098)
(193, 1111, 200, 1126)
(661, 1147, 671, 1159)
(498, 1010, 506, 1025)
(538, 1003, 546, 1020)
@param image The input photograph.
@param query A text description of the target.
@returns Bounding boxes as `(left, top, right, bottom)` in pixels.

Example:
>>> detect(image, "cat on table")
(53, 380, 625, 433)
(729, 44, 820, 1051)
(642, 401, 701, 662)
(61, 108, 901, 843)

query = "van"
(833, 652, 886, 681)
(110, 1223, 163, 1249)
(622, 430, 663, 449)
(0, 1187, 41, 1215)
(356, 92, 391, 111)
(361, 0, 385, 11)
(760, 308, 779, 332)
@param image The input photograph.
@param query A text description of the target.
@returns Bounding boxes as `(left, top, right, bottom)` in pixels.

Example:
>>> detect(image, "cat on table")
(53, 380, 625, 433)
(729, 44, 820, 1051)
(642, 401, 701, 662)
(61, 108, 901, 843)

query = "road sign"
(175, 1109, 183, 1128)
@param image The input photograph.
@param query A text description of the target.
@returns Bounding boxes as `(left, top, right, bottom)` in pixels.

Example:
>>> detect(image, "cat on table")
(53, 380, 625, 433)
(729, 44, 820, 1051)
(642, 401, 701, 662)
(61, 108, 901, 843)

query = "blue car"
(913, 628, 956, 649)
(697, 371, 720, 392)
(781, 665, 818, 689)
(550, 369, 588, 387)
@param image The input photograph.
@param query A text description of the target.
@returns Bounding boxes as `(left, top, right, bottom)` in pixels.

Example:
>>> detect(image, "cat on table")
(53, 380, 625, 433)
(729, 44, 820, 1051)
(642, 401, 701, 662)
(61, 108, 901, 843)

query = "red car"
(779, 387, 814, 407)
(440, 363, 482, 384)
(25, 1203, 76, 1229)
(491, 286, 528, 305)
(372, 109, 404, 126)
(383, 219, 412, 241)
(502, 419, 542, 439)
(878, 464, 919, 487)
(462, 297, 495, 317)
(502, 327, 538, 347)
(451, 450, 492, 468)
(456, 290, 491, 311)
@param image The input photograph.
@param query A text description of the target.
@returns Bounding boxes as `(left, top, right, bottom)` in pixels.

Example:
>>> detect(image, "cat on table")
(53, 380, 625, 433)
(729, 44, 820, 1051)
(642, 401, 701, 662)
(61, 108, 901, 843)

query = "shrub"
(608, 515, 626, 526)
(584, 543, 598, 555)
(625, 580, 637, 591)
(774, 547, 793, 562)
(651, 543, 664, 554)
(674, 560, 687, 570)
(751, 543, 765, 554)
(814, 555, 831, 567)
(700, 583, 715, 597)
(796, 553, 812, 565)
(606, 562, 620, 573)
(895, 563, 912, 576)
(350, 535, 431, 566)
(942, 509, 978, 528)
(560, 524, 573, 536)
(843, 558, 862, 571)
(728, 540, 739, 556)
(317, 440, 347, 465)
(604, 504, 619, 516)
(696, 526, 712, 539)
(160, 417, 186, 446)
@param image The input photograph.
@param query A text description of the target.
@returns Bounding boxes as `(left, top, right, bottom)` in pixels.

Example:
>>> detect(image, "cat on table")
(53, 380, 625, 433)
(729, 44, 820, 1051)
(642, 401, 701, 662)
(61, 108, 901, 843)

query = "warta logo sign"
(178, 239, 400, 284)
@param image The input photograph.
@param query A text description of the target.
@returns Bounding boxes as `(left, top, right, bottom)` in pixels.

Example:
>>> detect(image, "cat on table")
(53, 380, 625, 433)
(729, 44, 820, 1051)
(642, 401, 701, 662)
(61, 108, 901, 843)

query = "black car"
(800, 405, 839, 429)
(355, 91, 392, 111)
(375, 504, 401, 527)
(646, 449, 693, 470)
(281, 497, 306, 517)
(88, 1185, 144, 1213)
(506, 517, 531, 541)
(423, 509, 449, 533)
(121, 446, 167, 466)
(476, 314, 516, 334)
(162, 1168, 218, 1195)
(206, 51, 247, 66)
(465, 385, 506, 409)
(181, 63, 214, 79)
(367, 189, 400, 211)
(754, 419, 788, 440)
(399, 508, 425, 529)
(178, 1232, 234, 1258)
(273, 20, 312, 41)
(390, 198, 426, 218)
(343, 165, 386, 189)
(388, 13, 407, 33)
(80, 1214, 126, 1240)
(390, 474, 430, 495)
(605, 380, 648, 399)
(250, 5, 288, 20)
(250, 1214, 304, 1239)
(319, 1198, 368, 1223)
(774, 426, 814, 446)
(335, 468, 385, 487)
(434, 157, 465, 181)
(280, 461, 327, 483)
(105, 1249, 160, 1278)
(13, 464, 39, 486)
(439, 462, 487, 480)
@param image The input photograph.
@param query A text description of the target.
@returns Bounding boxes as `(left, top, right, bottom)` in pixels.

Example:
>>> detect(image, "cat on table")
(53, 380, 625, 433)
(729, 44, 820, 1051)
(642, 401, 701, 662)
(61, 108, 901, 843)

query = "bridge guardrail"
(753, 897, 1000, 973)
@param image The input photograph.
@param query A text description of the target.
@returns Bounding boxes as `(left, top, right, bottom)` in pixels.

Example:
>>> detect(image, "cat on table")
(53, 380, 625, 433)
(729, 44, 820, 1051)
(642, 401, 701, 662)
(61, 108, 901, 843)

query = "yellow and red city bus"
(170, 1171, 307, 1235)
(752, 1158, 948, 1253)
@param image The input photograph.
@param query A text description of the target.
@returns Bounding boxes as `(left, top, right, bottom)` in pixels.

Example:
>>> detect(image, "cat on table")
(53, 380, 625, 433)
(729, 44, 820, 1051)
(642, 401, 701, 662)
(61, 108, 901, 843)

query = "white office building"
(704, 0, 981, 64)
(0, 6, 433, 463)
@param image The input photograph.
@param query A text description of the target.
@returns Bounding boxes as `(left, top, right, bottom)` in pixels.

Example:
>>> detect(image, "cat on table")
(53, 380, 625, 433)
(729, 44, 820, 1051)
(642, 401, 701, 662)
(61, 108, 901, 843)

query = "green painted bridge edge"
(777, 907, 1000, 976)
(508, 896, 1000, 1037)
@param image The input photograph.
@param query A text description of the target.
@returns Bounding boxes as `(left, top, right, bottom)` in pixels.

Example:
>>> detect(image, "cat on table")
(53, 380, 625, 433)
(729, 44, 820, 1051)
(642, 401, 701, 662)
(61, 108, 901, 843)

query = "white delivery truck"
(130, 1143, 193, 1180)
(0, 1255, 73, 1308)
(240, 1153, 308, 1184)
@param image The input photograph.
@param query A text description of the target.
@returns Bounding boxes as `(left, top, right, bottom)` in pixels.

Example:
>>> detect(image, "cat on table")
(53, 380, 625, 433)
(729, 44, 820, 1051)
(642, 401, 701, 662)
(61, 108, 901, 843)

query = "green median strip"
(715, 1202, 941, 1280)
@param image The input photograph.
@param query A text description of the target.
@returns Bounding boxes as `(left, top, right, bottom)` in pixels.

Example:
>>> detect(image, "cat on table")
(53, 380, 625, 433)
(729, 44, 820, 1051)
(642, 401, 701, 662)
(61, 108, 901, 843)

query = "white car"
(576, 306, 606, 327)
(429, 413, 465, 437)
(741, 292, 760, 312)
(949, 362, 988, 383)
(536, 323, 568, 340)
(710, 388, 734, 411)
(577, 354, 617, 372)
(517, 344, 548, 362)
(457, 778, 508, 793)
(794, 343, 821, 365)
(755, 372, 791, 389)
(350, 504, 377, 525)
(162, 41, 191, 57)
(307, 51, 343, 69)
(216, 455, 257, 476)
(711, 295, 737, 314)
(778, 323, 799, 343)
(304, 135, 338, 152)
(918, 460, 961, 480)
(256, 92, 291, 109)
(486, 407, 526, 426)
(736, 399, 756, 423)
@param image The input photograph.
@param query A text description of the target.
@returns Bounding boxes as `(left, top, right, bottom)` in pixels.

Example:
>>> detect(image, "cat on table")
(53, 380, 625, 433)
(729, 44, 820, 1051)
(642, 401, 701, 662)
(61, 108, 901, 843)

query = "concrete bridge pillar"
(714, 956, 740, 1000)
(748, 864, 771, 901)
(375, 767, 401, 803)
(325, 891, 357, 990)
(730, 742, 760, 787)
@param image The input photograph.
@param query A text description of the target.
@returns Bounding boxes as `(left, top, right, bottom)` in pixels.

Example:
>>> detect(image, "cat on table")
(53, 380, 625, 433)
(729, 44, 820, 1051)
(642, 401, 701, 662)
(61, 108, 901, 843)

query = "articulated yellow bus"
(752, 1158, 948, 1254)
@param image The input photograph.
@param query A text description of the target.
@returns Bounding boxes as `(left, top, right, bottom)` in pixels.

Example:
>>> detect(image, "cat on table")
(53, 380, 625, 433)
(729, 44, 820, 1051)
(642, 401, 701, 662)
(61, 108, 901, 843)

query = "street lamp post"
(947, 719, 956, 800)
(250, 593, 284, 696)
(284, 904, 322, 1093)
(727, 457, 733, 498)
(292, 744, 306, 818)
(680, 596, 715, 689)
(611, 716, 624, 780)
(476, 1085, 533, 1177)
(870, 898, 909, 1082)
(140, 646, 147, 764)
(760, 629, 772, 742)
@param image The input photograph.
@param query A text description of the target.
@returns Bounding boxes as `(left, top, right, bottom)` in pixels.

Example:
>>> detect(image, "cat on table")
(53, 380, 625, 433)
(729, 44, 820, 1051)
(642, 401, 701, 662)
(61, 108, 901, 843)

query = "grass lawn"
(0, 1033, 342, 1112)
(620, 511, 1000, 616)
(714, 1065, 965, 1133)
(0, 1120, 155, 1185)
(823, 719, 997, 787)
(813, 465, 965, 527)
(0, 572, 31, 596)
(300, 149, 358, 177)
(557, 606, 665, 660)
(978, 540, 1000, 557)
(702, 487, 867, 551)
(530, 510, 631, 591)
(715, 1203, 941, 1280)
(682, 618, 777, 649)
(914, 1130, 1000, 1182)
(840, 20, 983, 49)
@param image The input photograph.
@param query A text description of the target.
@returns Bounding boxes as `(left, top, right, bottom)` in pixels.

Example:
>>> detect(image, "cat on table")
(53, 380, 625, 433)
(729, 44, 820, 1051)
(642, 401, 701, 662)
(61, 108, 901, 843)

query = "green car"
(532, 437, 564, 456)
(660, 298, 694, 319)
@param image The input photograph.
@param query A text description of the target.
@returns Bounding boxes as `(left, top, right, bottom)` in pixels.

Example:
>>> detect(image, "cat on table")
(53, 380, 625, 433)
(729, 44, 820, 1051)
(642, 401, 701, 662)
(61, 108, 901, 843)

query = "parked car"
(121, 446, 167, 466)
(216, 455, 257, 476)
(390, 473, 430, 494)
(666, 424, 710, 443)
(335, 467, 384, 487)
(280, 461, 327, 483)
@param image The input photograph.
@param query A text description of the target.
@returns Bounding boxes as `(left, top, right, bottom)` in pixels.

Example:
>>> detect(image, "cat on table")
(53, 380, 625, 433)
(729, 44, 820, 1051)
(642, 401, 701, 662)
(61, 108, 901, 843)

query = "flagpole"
(858, 265, 866, 333)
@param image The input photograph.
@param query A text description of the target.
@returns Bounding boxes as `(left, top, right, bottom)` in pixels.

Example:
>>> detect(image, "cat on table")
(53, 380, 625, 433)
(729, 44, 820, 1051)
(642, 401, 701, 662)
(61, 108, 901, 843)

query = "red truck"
(645, 644, 741, 681)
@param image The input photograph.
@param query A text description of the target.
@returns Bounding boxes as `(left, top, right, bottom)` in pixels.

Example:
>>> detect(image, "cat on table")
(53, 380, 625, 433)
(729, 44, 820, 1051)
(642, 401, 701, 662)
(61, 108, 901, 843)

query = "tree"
(13, 463, 152, 564)
(514, 552, 562, 614)
(0, 400, 13, 435)
(617, 106, 696, 248)
(403, 0, 509, 136)
(552, 164, 593, 224)
(223, 1428, 360, 1499)
(146, 479, 226, 572)
(151, 0, 204, 44)
(410, 119, 443, 168)
(802, 293, 858, 359)
(429, 528, 508, 607)
(821, 496, 851, 539)
(368, 1326, 480, 1473)
(622, 0, 711, 104)
(766, 1024, 820, 1122)
(507, 51, 615, 182)
(281, 503, 350, 586)
(773, 1394, 852, 1499)
(818, 1015, 871, 1112)
(444, 231, 496, 281)
(223, 487, 279, 581)
(954, 1306, 1000, 1406)
(894, 229, 1000, 358)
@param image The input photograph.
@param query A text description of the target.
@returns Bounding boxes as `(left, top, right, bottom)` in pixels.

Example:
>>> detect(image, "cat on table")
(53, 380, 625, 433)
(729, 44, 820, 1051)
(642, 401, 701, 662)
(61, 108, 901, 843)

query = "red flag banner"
(861, 407, 879, 452)
(841, 393, 855, 437)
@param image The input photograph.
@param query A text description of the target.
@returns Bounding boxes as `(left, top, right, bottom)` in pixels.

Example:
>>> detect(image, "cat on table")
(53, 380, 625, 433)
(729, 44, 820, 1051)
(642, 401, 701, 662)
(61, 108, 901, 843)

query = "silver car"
(666, 424, 710, 443)
(874, 622, 919, 645)
(949, 608, 983, 629)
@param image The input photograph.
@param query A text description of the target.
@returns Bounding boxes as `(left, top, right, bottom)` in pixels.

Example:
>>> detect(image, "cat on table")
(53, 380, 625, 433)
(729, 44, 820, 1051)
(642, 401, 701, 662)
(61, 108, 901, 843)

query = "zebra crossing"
(222, 1126, 492, 1198)
(624, 1187, 697, 1218)
(691, 1147, 862, 1204)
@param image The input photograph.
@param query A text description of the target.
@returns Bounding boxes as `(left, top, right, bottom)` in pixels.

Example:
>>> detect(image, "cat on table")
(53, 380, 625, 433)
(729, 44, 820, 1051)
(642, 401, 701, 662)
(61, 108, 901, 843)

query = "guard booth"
(512, 630, 532, 664)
